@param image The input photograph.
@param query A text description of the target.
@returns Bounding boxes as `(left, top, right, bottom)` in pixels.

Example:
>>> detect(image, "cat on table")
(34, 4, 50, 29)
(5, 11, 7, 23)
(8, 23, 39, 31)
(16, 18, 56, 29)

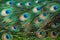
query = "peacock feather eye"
(9, 1, 13, 5)
(29, 2, 32, 5)
(53, 31, 57, 36)
(6, 10, 11, 14)
(36, 30, 46, 38)
(24, 13, 29, 18)
(54, 22, 58, 26)
(35, 0, 41, 3)
(40, 31, 44, 35)
(43, 13, 48, 16)
(17, 2, 24, 7)
(6, 34, 10, 39)
(20, 2, 24, 5)
(6, 1, 13, 6)
(50, 31, 59, 39)
(51, 22, 59, 28)
(54, 6, 58, 10)
(2, 33, 13, 40)
(32, 6, 41, 13)
(37, 6, 41, 10)
(1, 8, 13, 17)
(38, 18, 43, 22)
(25, 2, 32, 6)
(19, 13, 30, 21)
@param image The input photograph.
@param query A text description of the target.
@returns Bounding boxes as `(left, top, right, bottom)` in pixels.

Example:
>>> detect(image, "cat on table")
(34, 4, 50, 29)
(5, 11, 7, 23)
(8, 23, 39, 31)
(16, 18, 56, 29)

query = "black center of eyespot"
(37, 6, 41, 10)
(6, 10, 10, 14)
(9, 1, 13, 5)
(53, 31, 57, 36)
(54, 6, 58, 10)
(54, 22, 58, 26)
(24, 14, 29, 18)
(38, 19, 43, 22)
(6, 34, 10, 39)
(43, 13, 48, 16)
(20, 2, 24, 5)
(40, 31, 44, 35)
(14, 25, 17, 29)
(29, 2, 32, 5)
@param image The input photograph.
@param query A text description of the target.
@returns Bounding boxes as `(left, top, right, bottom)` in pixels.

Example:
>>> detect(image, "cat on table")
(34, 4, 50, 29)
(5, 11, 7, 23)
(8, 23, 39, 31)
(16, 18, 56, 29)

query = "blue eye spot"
(6, 10, 10, 14)
(6, 34, 10, 39)
(53, 31, 57, 36)
(14, 25, 17, 29)
(37, 6, 41, 10)
(43, 13, 48, 16)
(29, 2, 32, 5)
(54, 22, 58, 26)
(54, 6, 58, 10)
(38, 19, 43, 22)
(9, 1, 13, 5)
(24, 14, 29, 18)
(20, 2, 24, 5)
(40, 31, 44, 35)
